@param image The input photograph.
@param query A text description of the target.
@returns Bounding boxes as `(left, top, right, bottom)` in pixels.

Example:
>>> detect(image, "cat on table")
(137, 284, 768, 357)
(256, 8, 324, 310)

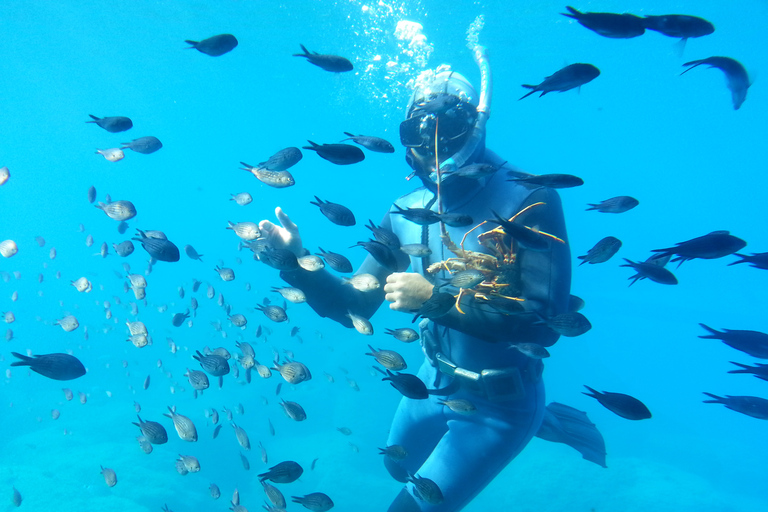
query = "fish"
(642, 14, 714, 41)
(384, 327, 419, 343)
(487, 210, 552, 251)
(184, 244, 203, 261)
(185, 368, 209, 390)
(87, 115, 133, 133)
(341, 273, 380, 292)
(210, 483, 221, 499)
(280, 399, 307, 421)
(351, 240, 399, 270)
(0, 166, 9, 186)
(378, 444, 408, 461)
(578, 236, 622, 265)
(229, 313, 247, 327)
(255, 303, 288, 323)
(184, 33, 238, 56)
(0, 240, 18, 258)
(586, 196, 639, 213)
(729, 252, 768, 270)
(408, 474, 444, 504)
(259, 441, 269, 464)
(258, 246, 300, 271)
(341, 132, 395, 153)
(621, 258, 678, 286)
(382, 370, 429, 399)
(651, 231, 747, 266)
(443, 269, 485, 289)
(347, 311, 374, 335)
(258, 147, 303, 171)
(10, 352, 86, 380)
(117, 221, 129, 234)
(542, 312, 592, 337)
(413, 291, 455, 321)
(520, 63, 601, 99)
(728, 362, 768, 382)
(437, 398, 477, 415)
(258, 461, 304, 483)
(212, 424, 222, 439)
(271, 286, 307, 303)
(303, 141, 365, 165)
(214, 266, 235, 281)
(316, 247, 353, 273)
(55, 315, 79, 332)
(583, 386, 652, 420)
(366, 345, 407, 370)
(120, 136, 162, 154)
(227, 221, 261, 240)
(232, 422, 251, 450)
(511, 343, 551, 359)
(95, 148, 125, 162)
(445, 162, 501, 180)
(291, 492, 334, 512)
(113, 240, 135, 257)
(272, 361, 312, 384)
(164, 406, 198, 441)
(95, 200, 136, 221)
(240, 162, 296, 188)
(399, 244, 432, 257)
(172, 310, 190, 327)
(561, 6, 645, 38)
(508, 173, 584, 188)
(178, 454, 200, 472)
(100, 466, 118, 487)
(297, 254, 325, 271)
(390, 204, 440, 225)
(293, 44, 353, 72)
(310, 196, 356, 226)
(681, 56, 751, 110)
(143, 375, 151, 390)
(230, 192, 253, 206)
(262, 480, 285, 508)
(365, 219, 401, 248)
(698, 324, 768, 359)
(132, 415, 168, 444)
(87, 185, 97, 203)
(133, 229, 180, 262)
(193, 350, 230, 376)
(702, 393, 768, 420)
(136, 435, 153, 454)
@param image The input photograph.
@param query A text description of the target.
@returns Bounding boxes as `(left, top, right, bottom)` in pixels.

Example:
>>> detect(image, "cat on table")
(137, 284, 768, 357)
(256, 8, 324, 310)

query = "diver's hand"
(258, 207, 303, 256)
(384, 272, 434, 312)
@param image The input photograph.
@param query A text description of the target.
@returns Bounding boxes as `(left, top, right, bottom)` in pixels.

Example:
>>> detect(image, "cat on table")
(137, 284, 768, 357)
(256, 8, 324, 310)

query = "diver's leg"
(390, 379, 545, 512)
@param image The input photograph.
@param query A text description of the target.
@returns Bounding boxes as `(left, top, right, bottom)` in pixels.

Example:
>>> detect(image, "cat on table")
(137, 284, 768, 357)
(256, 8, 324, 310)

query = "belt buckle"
(481, 367, 524, 402)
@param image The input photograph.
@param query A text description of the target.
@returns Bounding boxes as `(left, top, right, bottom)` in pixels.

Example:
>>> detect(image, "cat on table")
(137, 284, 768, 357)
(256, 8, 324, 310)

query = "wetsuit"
(281, 148, 571, 511)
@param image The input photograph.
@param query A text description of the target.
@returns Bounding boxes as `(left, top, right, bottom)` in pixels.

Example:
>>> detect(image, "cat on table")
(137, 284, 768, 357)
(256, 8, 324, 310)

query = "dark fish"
(185, 245, 203, 261)
(413, 291, 455, 321)
(586, 196, 639, 213)
(651, 231, 747, 266)
(728, 362, 768, 382)
(384, 327, 419, 343)
(117, 221, 129, 234)
(10, 352, 85, 380)
(583, 386, 652, 420)
(310, 196, 356, 226)
(351, 240, 398, 270)
(578, 236, 622, 265)
(133, 229, 180, 262)
(291, 492, 334, 512)
(212, 424, 222, 438)
(120, 136, 162, 154)
(341, 132, 394, 153)
(303, 141, 364, 165)
(132, 415, 168, 444)
(259, 246, 300, 271)
(280, 399, 307, 421)
(87, 185, 97, 203)
(293, 44, 353, 72)
(445, 162, 501, 179)
(698, 324, 768, 359)
(487, 210, 550, 251)
(508, 173, 584, 188)
(316, 247, 353, 273)
(258, 461, 304, 483)
(390, 204, 440, 226)
(184, 34, 238, 56)
(239, 451, 250, 470)
(681, 57, 751, 110)
(113, 240, 135, 257)
(258, 147, 303, 171)
(172, 310, 190, 327)
(642, 15, 714, 39)
(193, 350, 230, 376)
(511, 343, 550, 359)
(561, 6, 645, 38)
(520, 63, 600, 100)
(382, 370, 428, 399)
(536, 402, 607, 468)
(544, 312, 592, 337)
(87, 115, 133, 133)
(621, 258, 678, 286)
(702, 393, 768, 420)
(408, 474, 444, 505)
(437, 213, 473, 227)
(729, 252, 768, 270)
(366, 219, 401, 248)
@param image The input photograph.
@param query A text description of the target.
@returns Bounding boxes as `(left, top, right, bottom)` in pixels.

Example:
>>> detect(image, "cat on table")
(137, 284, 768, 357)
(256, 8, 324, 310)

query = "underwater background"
(1, 0, 766, 510)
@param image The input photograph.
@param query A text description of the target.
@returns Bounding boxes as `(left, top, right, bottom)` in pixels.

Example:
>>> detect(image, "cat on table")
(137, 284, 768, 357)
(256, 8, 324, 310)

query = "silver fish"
(164, 406, 198, 442)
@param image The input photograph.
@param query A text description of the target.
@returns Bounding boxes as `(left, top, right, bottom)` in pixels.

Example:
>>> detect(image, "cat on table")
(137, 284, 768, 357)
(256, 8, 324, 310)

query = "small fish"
(341, 132, 394, 153)
(443, 269, 485, 289)
(95, 200, 136, 221)
(316, 247, 353, 273)
(258, 147, 303, 171)
(120, 136, 162, 154)
(508, 173, 584, 188)
(561, 6, 645, 38)
(366, 345, 406, 370)
(291, 492, 334, 512)
(214, 266, 235, 281)
(178, 454, 200, 472)
(702, 393, 768, 420)
(654, 231, 746, 267)
(378, 444, 408, 461)
(96, 148, 125, 162)
(682, 56, 750, 109)
(10, 487, 22, 507)
(271, 286, 307, 303)
(365, 219, 401, 248)
(437, 398, 477, 415)
(413, 291, 455, 321)
(143, 375, 150, 390)
(87, 115, 133, 133)
(272, 361, 312, 384)
(303, 141, 364, 165)
(164, 406, 198, 442)
(210, 483, 221, 499)
(293, 44, 353, 72)
(136, 435, 153, 454)
(384, 327, 419, 343)
(382, 370, 428, 399)
(297, 254, 325, 271)
(583, 385, 652, 420)
(399, 244, 432, 257)
(390, 204, 440, 225)
(342, 273, 380, 292)
(212, 424, 222, 438)
(184, 33, 238, 56)
(511, 343, 550, 359)
(232, 423, 251, 450)
(255, 303, 288, 323)
(240, 162, 296, 188)
(259, 441, 269, 464)
(172, 310, 190, 327)
(310, 196, 356, 226)
(10, 352, 86, 380)
(586, 196, 639, 213)
(0, 166, 9, 186)
(520, 63, 601, 100)
(227, 221, 261, 240)
(230, 192, 253, 205)
(113, 240, 135, 257)
(729, 252, 768, 270)
(100, 466, 118, 487)
(409, 474, 444, 505)
(55, 315, 79, 332)
(728, 362, 768, 382)
(280, 399, 307, 421)
(544, 312, 592, 337)
(185, 245, 204, 261)
(193, 350, 230, 376)
(445, 162, 501, 180)
(578, 236, 622, 265)
(351, 239, 399, 270)
(133, 415, 168, 444)
(258, 246, 300, 271)
(698, 324, 768, 359)
(258, 460, 304, 483)
(347, 311, 373, 335)
(133, 229, 180, 262)
(642, 14, 714, 49)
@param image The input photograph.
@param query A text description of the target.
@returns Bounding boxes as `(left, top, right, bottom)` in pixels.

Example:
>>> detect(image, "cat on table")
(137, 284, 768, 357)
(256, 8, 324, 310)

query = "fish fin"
(9, 352, 32, 366)
(697, 323, 720, 338)
(343, 131, 355, 137)
(519, 86, 537, 100)
(292, 44, 310, 57)
(582, 385, 600, 397)
(680, 60, 704, 75)
(673, 38, 687, 58)
(86, 115, 100, 123)
(564, 6, 580, 17)
(184, 40, 199, 47)
(585, 204, 599, 211)
(702, 392, 723, 403)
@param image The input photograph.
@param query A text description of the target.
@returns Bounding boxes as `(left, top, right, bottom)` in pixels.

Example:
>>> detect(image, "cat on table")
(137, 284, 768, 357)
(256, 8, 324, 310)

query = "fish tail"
(727, 254, 747, 266)
(680, 60, 704, 75)
(86, 114, 100, 123)
(519, 86, 537, 100)
(184, 40, 199, 47)
(727, 362, 752, 373)
(9, 352, 32, 366)
(292, 44, 310, 57)
(585, 204, 598, 211)
(343, 131, 355, 137)
(564, 6, 580, 17)
(702, 392, 723, 403)
(697, 323, 720, 339)
(582, 385, 600, 397)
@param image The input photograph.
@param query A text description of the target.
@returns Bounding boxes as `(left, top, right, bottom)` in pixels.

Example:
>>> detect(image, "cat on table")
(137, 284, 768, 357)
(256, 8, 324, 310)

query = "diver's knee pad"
(388, 487, 422, 512)
(383, 456, 410, 483)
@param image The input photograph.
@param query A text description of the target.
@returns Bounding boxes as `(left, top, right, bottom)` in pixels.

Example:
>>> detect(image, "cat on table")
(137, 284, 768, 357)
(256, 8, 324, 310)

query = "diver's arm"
(429, 187, 571, 346)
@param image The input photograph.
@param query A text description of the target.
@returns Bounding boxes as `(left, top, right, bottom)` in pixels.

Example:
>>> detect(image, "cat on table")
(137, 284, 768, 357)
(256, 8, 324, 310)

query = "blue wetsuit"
(282, 148, 571, 511)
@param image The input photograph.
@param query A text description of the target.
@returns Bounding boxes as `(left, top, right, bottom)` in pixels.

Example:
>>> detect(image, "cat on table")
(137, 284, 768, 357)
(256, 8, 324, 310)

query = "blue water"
(1, 1, 766, 510)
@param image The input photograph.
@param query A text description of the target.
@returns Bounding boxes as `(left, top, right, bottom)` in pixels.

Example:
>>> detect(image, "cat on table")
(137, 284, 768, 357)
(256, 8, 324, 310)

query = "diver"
(258, 47, 602, 511)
